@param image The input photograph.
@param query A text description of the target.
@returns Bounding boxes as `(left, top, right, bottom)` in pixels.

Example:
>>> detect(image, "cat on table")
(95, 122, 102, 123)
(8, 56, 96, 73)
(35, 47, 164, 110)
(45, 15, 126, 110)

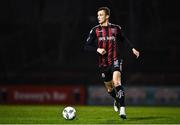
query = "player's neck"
(100, 20, 109, 27)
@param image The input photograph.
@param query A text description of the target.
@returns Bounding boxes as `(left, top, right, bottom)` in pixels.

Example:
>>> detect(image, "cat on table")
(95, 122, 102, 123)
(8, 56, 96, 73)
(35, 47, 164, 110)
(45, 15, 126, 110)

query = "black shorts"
(99, 59, 123, 82)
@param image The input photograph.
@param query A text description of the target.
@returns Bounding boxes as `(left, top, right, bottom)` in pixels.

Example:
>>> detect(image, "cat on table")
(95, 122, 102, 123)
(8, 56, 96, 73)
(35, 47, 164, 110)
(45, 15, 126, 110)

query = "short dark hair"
(98, 7, 110, 16)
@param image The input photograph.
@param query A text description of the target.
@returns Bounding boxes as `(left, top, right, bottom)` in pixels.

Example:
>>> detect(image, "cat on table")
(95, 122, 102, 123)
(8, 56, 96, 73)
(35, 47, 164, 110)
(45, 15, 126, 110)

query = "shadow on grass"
(126, 116, 169, 123)
(129, 116, 166, 120)
(103, 116, 168, 124)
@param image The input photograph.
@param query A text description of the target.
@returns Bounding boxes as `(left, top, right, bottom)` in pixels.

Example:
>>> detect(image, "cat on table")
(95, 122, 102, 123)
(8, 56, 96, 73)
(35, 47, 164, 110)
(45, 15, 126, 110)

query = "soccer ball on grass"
(62, 106, 76, 120)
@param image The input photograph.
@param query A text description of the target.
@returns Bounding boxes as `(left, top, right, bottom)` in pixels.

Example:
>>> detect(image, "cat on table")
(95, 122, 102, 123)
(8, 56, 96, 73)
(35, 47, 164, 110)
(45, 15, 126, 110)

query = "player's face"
(97, 10, 109, 25)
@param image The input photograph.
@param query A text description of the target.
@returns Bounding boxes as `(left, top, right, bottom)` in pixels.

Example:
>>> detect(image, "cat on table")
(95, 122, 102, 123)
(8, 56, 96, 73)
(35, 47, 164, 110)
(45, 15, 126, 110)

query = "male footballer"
(84, 7, 140, 119)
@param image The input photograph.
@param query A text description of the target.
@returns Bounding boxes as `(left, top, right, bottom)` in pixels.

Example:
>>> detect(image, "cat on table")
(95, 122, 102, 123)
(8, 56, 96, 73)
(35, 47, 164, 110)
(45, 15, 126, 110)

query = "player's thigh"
(113, 71, 122, 86)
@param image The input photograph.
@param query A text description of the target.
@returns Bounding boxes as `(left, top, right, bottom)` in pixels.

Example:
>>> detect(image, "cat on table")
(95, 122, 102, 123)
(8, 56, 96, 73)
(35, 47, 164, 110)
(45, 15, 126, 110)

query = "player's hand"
(132, 48, 140, 58)
(97, 48, 107, 55)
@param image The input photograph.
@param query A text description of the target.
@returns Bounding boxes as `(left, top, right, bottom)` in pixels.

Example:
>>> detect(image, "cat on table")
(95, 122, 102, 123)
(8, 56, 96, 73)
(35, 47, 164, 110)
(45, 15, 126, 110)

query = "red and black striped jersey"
(85, 23, 133, 68)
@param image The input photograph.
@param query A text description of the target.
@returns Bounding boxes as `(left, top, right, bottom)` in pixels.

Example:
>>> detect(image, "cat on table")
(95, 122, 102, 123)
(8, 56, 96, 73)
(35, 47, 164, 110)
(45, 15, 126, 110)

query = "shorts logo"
(114, 60, 119, 68)
(102, 73, 105, 78)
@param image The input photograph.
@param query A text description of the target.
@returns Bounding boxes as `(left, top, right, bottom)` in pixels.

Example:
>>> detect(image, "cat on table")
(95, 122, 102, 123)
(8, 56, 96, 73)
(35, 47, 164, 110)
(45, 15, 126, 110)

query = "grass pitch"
(0, 105, 180, 124)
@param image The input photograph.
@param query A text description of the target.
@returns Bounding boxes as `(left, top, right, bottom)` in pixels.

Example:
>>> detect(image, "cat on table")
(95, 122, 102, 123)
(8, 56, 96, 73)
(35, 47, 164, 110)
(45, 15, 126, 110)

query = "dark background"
(0, 0, 180, 86)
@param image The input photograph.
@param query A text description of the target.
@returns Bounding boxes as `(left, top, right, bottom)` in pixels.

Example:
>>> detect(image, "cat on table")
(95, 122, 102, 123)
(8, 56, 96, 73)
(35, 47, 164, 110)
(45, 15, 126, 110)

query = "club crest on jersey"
(111, 28, 117, 34)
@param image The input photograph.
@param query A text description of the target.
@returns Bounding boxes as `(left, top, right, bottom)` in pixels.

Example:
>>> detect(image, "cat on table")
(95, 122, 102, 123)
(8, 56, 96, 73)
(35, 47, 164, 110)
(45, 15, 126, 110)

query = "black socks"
(115, 85, 125, 106)
(108, 85, 125, 106)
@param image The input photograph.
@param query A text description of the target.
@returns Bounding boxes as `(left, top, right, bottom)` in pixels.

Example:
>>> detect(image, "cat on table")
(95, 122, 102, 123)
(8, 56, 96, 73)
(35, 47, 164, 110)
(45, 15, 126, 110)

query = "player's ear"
(106, 15, 109, 19)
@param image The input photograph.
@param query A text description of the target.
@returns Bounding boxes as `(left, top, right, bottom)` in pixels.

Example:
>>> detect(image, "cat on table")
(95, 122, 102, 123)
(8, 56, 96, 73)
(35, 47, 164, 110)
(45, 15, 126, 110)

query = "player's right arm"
(84, 28, 98, 52)
(84, 28, 106, 55)
(97, 48, 106, 55)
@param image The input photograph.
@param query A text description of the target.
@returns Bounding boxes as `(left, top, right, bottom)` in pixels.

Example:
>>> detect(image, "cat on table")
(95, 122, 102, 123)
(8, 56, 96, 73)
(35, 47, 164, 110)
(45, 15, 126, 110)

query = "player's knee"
(104, 81, 113, 92)
(105, 85, 113, 92)
(107, 88, 113, 92)
(113, 80, 121, 87)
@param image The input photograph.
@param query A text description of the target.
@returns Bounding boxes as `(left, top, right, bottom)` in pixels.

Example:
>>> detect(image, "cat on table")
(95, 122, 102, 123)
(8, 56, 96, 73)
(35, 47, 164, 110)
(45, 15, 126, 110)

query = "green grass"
(0, 105, 180, 124)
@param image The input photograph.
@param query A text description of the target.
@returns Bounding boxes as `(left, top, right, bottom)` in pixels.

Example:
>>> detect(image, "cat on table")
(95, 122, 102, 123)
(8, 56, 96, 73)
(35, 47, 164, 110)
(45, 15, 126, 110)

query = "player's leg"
(113, 71, 126, 119)
(100, 67, 120, 112)
(104, 81, 119, 112)
(113, 71, 125, 106)
(104, 81, 115, 99)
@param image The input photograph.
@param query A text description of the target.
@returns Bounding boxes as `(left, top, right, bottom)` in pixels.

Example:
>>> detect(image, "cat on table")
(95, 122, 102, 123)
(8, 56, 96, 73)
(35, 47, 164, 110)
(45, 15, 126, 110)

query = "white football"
(62, 106, 76, 120)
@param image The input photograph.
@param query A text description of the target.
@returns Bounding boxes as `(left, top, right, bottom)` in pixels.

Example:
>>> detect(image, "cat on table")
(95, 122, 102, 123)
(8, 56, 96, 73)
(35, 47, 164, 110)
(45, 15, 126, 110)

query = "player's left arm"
(117, 26, 140, 58)
(132, 48, 140, 58)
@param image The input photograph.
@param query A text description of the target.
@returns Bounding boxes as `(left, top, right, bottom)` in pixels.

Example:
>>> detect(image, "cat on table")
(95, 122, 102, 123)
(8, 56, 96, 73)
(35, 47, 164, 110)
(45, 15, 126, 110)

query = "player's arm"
(84, 28, 106, 55)
(124, 36, 140, 58)
(84, 28, 98, 52)
(132, 48, 140, 58)
(118, 26, 140, 58)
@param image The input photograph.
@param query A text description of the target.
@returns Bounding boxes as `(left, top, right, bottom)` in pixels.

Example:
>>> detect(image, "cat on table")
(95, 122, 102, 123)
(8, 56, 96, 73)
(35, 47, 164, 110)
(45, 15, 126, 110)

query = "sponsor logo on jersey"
(98, 36, 116, 41)
(98, 30, 103, 32)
